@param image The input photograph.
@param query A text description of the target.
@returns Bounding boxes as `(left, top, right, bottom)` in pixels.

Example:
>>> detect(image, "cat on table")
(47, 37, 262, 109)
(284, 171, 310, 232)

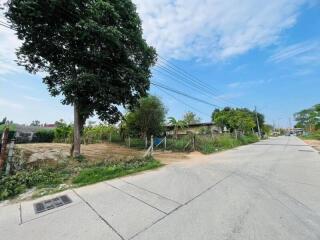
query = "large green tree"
(212, 107, 259, 134)
(183, 111, 201, 125)
(294, 104, 320, 132)
(6, 0, 156, 156)
(124, 96, 166, 138)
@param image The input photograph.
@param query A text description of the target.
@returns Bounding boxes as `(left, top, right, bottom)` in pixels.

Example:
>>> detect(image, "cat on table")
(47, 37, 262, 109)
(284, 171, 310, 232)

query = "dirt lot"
(304, 139, 320, 152)
(16, 142, 203, 164)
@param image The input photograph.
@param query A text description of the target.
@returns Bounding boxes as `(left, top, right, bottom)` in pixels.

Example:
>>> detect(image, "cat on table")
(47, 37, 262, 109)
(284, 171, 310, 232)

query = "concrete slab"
(122, 163, 230, 204)
(134, 174, 320, 240)
(74, 182, 165, 239)
(107, 179, 181, 214)
(21, 189, 82, 223)
(18, 202, 121, 240)
(0, 203, 21, 238)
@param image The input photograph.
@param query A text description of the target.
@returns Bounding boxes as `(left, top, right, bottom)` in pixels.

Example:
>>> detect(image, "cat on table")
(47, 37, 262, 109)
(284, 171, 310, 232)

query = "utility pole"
(289, 117, 292, 130)
(255, 106, 262, 139)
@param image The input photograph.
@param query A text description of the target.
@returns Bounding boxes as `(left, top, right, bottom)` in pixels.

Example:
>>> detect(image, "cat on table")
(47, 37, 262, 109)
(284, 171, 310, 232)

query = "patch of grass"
(0, 157, 162, 201)
(72, 157, 162, 186)
(301, 131, 320, 140)
(195, 134, 259, 154)
(166, 137, 192, 152)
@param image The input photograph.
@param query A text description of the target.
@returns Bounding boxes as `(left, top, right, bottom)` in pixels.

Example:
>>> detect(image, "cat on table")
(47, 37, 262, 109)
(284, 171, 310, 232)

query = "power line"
(151, 81, 220, 108)
(154, 85, 212, 119)
(0, 21, 12, 30)
(157, 56, 248, 108)
(154, 63, 240, 108)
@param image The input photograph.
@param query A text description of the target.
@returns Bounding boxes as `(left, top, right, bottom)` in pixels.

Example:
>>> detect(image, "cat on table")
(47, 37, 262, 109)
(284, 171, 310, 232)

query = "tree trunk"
(0, 127, 9, 172)
(73, 103, 81, 157)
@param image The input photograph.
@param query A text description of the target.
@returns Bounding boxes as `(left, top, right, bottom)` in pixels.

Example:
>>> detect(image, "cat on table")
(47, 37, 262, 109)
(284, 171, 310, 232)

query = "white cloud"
(213, 92, 242, 101)
(0, 2, 22, 76)
(0, 0, 313, 68)
(134, 0, 311, 61)
(0, 98, 24, 110)
(228, 79, 272, 88)
(23, 95, 42, 102)
(268, 40, 320, 63)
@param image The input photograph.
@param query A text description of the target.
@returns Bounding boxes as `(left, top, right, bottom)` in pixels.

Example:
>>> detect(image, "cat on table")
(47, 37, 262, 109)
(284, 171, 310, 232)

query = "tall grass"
(166, 136, 192, 152)
(195, 134, 258, 154)
(301, 131, 320, 140)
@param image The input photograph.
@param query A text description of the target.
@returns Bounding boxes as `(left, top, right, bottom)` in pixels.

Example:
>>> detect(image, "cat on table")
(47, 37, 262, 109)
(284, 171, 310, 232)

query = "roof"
(165, 122, 215, 130)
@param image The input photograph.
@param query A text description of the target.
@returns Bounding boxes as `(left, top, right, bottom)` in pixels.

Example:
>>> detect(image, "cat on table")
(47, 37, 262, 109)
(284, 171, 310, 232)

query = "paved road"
(2, 136, 320, 240)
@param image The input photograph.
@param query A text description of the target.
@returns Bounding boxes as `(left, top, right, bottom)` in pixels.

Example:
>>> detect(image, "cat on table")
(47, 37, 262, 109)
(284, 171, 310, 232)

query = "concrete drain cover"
(34, 195, 72, 214)
(298, 149, 314, 152)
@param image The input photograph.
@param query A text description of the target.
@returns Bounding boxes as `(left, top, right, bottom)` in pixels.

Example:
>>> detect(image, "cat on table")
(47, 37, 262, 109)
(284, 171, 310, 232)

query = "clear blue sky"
(0, 0, 319, 127)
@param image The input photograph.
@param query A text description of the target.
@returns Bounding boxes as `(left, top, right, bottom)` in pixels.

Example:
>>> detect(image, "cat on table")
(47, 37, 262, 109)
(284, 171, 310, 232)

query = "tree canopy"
(168, 117, 187, 139)
(212, 107, 260, 134)
(6, 0, 157, 156)
(124, 96, 166, 138)
(183, 111, 201, 125)
(294, 104, 320, 131)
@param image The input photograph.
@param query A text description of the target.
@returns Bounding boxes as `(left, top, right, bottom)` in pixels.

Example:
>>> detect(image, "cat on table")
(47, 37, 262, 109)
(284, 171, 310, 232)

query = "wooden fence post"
(145, 136, 148, 149)
(192, 134, 195, 150)
(151, 135, 154, 155)
(128, 136, 131, 148)
(164, 136, 167, 150)
(5, 140, 15, 175)
(109, 132, 112, 142)
(0, 127, 9, 172)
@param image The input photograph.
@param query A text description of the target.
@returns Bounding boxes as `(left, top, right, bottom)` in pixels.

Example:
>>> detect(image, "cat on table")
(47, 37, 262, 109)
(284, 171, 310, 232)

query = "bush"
(0, 169, 63, 200)
(72, 158, 161, 186)
(0, 124, 16, 141)
(302, 131, 320, 140)
(54, 122, 73, 143)
(239, 135, 259, 144)
(33, 129, 55, 143)
(83, 125, 120, 144)
(195, 134, 259, 154)
(127, 137, 146, 149)
(166, 136, 192, 152)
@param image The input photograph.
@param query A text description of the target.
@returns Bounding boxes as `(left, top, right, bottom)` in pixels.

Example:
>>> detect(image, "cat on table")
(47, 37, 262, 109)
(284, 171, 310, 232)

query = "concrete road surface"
(1, 136, 320, 240)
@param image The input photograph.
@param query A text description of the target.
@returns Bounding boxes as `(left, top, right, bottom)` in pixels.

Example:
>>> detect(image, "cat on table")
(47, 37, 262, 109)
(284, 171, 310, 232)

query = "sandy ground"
(303, 139, 320, 151)
(16, 142, 202, 164)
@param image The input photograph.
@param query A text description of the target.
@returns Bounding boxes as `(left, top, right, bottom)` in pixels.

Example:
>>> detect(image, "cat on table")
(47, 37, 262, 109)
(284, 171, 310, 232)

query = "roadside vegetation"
(295, 104, 320, 140)
(0, 99, 266, 202)
(0, 155, 161, 201)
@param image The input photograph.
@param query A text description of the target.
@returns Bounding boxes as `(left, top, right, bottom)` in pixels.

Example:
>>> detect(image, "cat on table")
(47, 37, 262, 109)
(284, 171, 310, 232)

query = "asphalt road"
(2, 136, 320, 240)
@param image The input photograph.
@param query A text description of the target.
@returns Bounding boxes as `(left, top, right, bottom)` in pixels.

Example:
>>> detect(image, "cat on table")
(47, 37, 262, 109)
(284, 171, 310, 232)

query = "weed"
(72, 158, 162, 186)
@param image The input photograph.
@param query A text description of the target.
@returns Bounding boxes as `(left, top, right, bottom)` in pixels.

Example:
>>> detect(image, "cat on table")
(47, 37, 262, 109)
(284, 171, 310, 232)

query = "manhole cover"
(34, 195, 72, 214)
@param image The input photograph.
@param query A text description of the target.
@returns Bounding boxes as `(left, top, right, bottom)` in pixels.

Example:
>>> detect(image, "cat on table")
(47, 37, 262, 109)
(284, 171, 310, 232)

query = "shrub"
(302, 131, 320, 140)
(194, 134, 259, 154)
(127, 137, 146, 149)
(33, 129, 55, 143)
(0, 169, 63, 200)
(83, 125, 120, 144)
(54, 123, 73, 143)
(0, 124, 16, 141)
(239, 135, 259, 144)
(166, 136, 192, 152)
